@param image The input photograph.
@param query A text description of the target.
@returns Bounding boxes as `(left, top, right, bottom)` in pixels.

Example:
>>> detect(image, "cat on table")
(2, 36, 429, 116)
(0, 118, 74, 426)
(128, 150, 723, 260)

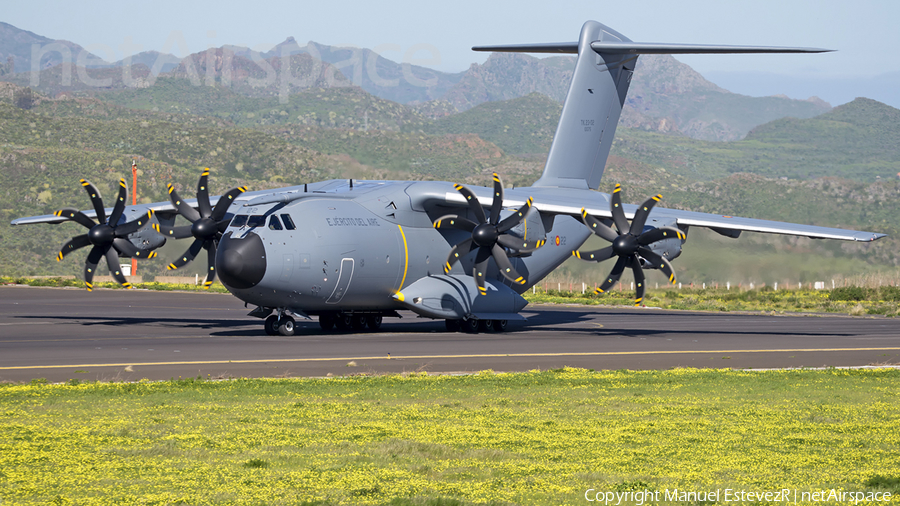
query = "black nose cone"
(217, 231, 266, 289)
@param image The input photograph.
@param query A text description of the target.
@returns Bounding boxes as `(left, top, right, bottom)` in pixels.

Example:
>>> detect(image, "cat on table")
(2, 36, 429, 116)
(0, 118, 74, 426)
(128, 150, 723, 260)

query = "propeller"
(152, 168, 247, 289)
(433, 173, 546, 295)
(573, 184, 685, 306)
(54, 178, 157, 291)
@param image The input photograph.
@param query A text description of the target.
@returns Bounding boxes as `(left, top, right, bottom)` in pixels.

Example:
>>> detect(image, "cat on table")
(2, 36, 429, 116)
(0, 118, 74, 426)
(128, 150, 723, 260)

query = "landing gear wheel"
(461, 318, 480, 334)
(278, 316, 296, 336)
(351, 314, 368, 331)
(366, 316, 382, 331)
(319, 314, 335, 331)
(491, 320, 508, 332)
(478, 320, 490, 332)
(264, 315, 279, 335)
(445, 319, 461, 332)
(335, 314, 352, 330)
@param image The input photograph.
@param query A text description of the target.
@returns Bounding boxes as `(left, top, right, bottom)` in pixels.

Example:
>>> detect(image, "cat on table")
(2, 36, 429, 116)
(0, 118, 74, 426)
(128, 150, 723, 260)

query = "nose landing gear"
(264, 314, 296, 336)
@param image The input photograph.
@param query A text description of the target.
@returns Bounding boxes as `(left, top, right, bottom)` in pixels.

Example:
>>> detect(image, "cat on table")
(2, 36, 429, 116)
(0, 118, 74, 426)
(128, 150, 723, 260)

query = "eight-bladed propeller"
(433, 173, 546, 295)
(152, 168, 247, 289)
(54, 178, 157, 291)
(573, 184, 685, 306)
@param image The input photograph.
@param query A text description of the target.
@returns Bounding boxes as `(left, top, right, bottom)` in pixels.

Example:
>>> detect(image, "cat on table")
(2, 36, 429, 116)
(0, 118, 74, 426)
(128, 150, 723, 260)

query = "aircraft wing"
(424, 183, 886, 242)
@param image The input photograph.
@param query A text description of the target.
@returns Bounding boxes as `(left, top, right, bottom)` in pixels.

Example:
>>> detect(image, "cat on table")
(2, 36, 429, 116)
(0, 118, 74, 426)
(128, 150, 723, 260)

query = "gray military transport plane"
(11, 21, 886, 335)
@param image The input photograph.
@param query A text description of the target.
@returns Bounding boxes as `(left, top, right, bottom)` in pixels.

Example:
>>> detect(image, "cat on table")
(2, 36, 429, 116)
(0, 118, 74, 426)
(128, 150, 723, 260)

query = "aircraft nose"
(216, 231, 267, 289)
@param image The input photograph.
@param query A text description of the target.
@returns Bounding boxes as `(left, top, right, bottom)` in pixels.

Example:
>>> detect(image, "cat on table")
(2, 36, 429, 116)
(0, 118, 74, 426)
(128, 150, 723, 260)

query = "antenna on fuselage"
(304, 183, 308, 192)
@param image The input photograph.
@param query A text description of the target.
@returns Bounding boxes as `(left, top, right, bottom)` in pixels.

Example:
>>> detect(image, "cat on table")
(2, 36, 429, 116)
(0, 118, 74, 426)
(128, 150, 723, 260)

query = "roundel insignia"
(555, 236, 560, 246)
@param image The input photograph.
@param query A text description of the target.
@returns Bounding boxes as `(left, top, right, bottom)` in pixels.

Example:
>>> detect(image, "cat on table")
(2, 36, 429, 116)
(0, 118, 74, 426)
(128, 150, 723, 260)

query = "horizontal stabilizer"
(472, 42, 578, 54)
(589, 42, 833, 54)
(473, 42, 832, 55)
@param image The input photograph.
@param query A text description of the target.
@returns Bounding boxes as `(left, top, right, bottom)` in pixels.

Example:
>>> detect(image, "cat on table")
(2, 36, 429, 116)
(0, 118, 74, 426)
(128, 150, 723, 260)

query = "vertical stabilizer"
(472, 21, 832, 190)
(536, 21, 635, 190)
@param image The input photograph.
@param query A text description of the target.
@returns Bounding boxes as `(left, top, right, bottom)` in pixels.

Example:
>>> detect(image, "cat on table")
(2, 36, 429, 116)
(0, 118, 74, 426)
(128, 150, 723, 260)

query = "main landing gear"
(445, 318, 507, 334)
(262, 310, 387, 336)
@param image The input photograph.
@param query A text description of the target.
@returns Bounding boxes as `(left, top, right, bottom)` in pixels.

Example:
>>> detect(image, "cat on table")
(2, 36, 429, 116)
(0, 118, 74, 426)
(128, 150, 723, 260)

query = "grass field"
(1, 369, 899, 505)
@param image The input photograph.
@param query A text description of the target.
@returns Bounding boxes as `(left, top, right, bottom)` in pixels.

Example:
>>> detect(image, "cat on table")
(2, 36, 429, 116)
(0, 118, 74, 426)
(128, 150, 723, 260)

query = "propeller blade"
(496, 234, 546, 253)
(112, 238, 158, 260)
(79, 179, 106, 224)
(610, 184, 628, 234)
(167, 184, 201, 222)
(571, 246, 615, 263)
(152, 223, 194, 240)
(202, 242, 217, 289)
(57, 234, 91, 261)
(595, 255, 627, 294)
(637, 247, 677, 285)
(497, 197, 533, 233)
(83, 245, 105, 291)
(489, 173, 503, 225)
(580, 208, 619, 242)
(104, 245, 132, 288)
(167, 238, 205, 270)
(631, 258, 645, 306)
(473, 246, 491, 296)
(453, 183, 486, 224)
(196, 168, 212, 218)
(433, 214, 478, 233)
(637, 226, 686, 246)
(108, 178, 128, 227)
(491, 243, 526, 284)
(211, 186, 247, 222)
(629, 194, 662, 236)
(114, 210, 155, 236)
(53, 208, 96, 230)
(443, 238, 475, 274)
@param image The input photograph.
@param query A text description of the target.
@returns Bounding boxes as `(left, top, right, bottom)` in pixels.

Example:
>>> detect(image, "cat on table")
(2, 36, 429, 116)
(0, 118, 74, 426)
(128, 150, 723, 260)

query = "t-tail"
(473, 21, 832, 190)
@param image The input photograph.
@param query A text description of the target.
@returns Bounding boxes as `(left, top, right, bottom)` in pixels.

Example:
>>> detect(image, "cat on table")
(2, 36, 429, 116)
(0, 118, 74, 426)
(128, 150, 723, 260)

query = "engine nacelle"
(639, 218, 686, 267)
(121, 209, 167, 253)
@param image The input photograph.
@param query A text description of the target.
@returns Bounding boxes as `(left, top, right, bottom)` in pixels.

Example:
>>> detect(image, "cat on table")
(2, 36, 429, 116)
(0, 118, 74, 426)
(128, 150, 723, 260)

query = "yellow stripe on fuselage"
(397, 224, 409, 292)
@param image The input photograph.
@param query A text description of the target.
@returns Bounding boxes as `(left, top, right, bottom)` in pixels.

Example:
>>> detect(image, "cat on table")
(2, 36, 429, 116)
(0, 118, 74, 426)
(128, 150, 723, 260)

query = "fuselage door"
(325, 258, 354, 304)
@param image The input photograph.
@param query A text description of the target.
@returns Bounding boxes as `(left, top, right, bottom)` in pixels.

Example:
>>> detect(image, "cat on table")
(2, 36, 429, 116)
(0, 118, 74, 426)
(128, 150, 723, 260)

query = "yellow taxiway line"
(1, 347, 899, 371)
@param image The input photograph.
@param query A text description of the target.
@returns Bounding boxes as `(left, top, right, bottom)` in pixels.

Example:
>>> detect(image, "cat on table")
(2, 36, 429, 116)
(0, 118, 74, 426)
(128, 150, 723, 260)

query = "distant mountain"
(111, 51, 182, 75)
(440, 53, 574, 111)
(438, 52, 831, 141)
(0, 63, 153, 96)
(238, 38, 466, 105)
(167, 47, 351, 98)
(0, 21, 108, 73)
(703, 70, 900, 111)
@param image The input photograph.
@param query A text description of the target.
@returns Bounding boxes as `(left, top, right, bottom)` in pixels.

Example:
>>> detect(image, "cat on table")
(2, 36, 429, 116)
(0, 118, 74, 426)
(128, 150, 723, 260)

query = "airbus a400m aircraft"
(11, 21, 886, 335)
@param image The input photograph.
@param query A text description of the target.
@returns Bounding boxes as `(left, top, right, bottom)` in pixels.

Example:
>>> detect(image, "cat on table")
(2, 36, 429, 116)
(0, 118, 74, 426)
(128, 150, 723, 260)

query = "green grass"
(524, 285, 900, 316)
(0, 369, 898, 504)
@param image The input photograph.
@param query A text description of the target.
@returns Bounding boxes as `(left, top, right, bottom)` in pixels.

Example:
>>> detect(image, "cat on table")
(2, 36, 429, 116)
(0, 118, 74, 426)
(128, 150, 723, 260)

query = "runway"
(1, 285, 899, 383)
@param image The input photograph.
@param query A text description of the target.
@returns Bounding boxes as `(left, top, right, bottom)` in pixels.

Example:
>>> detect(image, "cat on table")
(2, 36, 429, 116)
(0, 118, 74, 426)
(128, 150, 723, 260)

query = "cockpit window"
(281, 214, 296, 230)
(229, 215, 248, 227)
(247, 215, 266, 228)
(268, 215, 283, 230)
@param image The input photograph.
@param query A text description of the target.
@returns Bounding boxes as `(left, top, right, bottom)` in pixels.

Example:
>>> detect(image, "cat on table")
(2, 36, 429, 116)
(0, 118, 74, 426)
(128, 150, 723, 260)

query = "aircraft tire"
(461, 318, 480, 334)
(335, 314, 352, 330)
(264, 315, 280, 335)
(319, 314, 335, 331)
(351, 314, 368, 330)
(366, 316, 382, 330)
(491, 320, 508, 332)
(278, 316, 296, 336)
(445, 319, 461, 332)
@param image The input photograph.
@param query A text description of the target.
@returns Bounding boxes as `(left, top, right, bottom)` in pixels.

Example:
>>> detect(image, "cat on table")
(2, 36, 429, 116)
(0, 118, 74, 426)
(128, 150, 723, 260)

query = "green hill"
(409, 92, 561, 155)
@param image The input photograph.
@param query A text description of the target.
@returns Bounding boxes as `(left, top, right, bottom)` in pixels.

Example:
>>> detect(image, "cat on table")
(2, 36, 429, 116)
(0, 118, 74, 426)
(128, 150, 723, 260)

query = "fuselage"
(215, 179, 591, 315)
